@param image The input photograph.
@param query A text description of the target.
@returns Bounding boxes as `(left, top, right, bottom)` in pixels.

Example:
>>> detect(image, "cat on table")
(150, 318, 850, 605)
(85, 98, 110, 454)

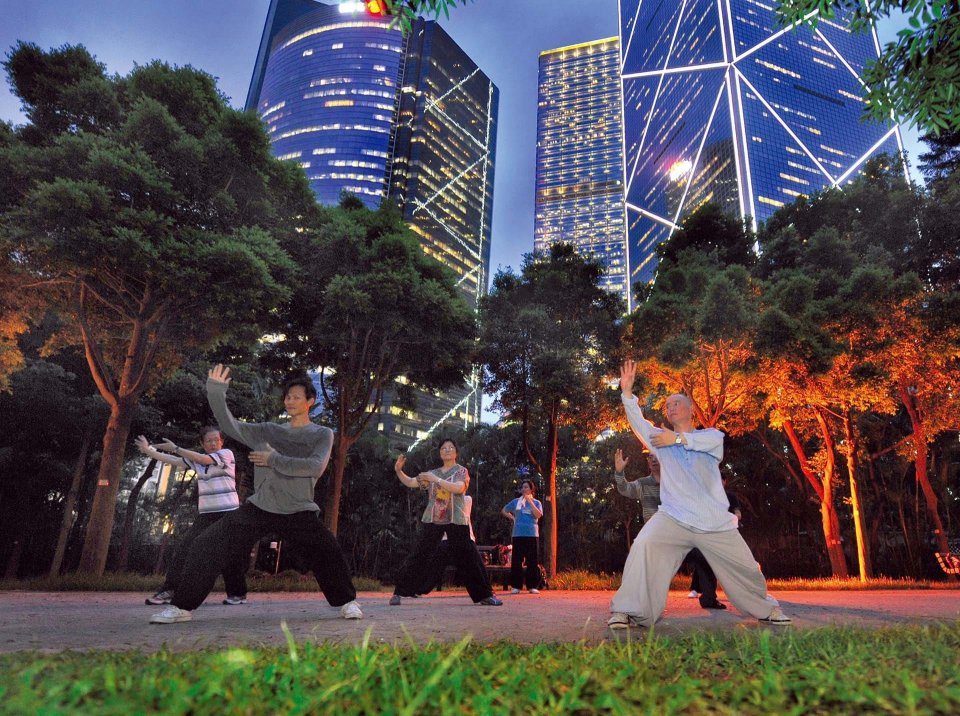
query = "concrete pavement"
(2, 589, 959, 652)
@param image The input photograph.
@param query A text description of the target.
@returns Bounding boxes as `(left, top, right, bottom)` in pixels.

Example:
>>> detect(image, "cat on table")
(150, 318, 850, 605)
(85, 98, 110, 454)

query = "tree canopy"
(0, 43, 313, 574)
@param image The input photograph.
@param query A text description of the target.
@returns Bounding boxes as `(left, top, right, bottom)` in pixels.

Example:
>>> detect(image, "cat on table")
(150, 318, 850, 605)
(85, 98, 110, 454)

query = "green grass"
(2, 623, 959, 714)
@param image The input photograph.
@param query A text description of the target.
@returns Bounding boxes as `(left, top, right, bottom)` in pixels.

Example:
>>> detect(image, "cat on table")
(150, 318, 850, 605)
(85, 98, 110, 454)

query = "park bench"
(437, 545, 512, 590)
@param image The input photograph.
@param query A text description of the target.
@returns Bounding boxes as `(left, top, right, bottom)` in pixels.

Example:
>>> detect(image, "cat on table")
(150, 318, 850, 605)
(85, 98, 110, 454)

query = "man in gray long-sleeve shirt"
(607, 360, 789, 629)
(150, 365, 362, 624)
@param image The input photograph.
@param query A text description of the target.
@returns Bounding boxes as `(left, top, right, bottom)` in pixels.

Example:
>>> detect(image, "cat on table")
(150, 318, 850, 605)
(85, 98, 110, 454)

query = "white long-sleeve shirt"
(621, 393, 736, 532)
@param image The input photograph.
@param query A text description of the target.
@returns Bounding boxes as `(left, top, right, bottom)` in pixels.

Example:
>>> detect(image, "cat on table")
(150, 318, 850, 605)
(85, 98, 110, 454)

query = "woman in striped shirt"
(136, 426, 248, 606)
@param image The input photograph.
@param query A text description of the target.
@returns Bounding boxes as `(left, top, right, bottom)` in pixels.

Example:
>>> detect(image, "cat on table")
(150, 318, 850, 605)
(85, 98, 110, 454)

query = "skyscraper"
(248, 0, 497, 448)
(379, 20, 498, 445)
(247, 0, 404, 207)
(619, 1, 905, 285)
(535, 38, 628, 309)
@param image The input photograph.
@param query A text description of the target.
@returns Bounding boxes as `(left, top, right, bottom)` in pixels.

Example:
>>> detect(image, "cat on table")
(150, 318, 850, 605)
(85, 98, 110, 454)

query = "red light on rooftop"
(366, 0, 387, 16)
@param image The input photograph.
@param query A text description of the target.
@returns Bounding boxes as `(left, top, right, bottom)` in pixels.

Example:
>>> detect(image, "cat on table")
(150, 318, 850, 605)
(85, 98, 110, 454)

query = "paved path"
(2, 589, 959, 653)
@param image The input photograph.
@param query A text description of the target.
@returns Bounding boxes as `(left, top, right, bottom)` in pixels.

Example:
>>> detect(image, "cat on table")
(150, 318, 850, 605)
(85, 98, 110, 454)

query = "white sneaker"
(607, 612, 643, 629)
(510, 588, 521, 595)
(150, 606, 192, 624)
(759, 607, 792, 624)
(340, 600, 363, 620)
(687, 590, 700, 599)
(528, 588, 540, 594)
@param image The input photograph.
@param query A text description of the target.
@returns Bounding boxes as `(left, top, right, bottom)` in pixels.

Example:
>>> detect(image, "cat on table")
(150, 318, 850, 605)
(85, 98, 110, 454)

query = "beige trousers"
(611, 512, 778, 626)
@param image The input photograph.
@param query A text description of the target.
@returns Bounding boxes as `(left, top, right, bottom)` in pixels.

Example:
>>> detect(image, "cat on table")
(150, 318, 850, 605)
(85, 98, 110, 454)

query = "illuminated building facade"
(535, 38, 628, 308)
(381, 19, 498, 446)
(247, 0, 404, 207)
(619, 0, 905, 285)
(248, 0, 497, 448)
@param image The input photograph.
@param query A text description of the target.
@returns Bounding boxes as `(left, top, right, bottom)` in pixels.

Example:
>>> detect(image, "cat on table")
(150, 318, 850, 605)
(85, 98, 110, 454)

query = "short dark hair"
(520, 479, 537, 496)
(200, 425, 222, 441)
(438, 438, 458, 455)
(282, 375, 317, 402)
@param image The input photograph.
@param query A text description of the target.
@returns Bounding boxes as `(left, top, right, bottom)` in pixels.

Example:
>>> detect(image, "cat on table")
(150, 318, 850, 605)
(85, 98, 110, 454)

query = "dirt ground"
(2, 588, 958, 653)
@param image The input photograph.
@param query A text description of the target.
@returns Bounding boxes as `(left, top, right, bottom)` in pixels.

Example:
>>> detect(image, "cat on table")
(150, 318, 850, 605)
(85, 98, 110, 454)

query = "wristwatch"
(674, 433, 683, 445)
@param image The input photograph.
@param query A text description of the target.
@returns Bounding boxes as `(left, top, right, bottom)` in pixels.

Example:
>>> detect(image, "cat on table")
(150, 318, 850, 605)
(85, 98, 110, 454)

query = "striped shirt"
(183, 449, 240, 514)
(621, 394, 736, 532)
(614, 473, 660, 522)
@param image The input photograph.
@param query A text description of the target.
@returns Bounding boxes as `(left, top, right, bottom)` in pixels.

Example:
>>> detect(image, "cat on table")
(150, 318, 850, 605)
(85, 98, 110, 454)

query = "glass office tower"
(248, 1, 404, 207)
(535, 38, 628, 309)
(248, 1, 497, 448)
(619, 0, 905, 285)
(381, 19, 498, 446)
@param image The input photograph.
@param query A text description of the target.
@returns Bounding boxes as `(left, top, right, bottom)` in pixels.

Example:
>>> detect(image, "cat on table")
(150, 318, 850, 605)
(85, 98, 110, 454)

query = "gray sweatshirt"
(206, 379, 333, 514)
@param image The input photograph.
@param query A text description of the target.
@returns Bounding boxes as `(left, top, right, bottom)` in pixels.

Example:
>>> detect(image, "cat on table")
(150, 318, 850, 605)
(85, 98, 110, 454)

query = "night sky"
(1, 0, 923, 279)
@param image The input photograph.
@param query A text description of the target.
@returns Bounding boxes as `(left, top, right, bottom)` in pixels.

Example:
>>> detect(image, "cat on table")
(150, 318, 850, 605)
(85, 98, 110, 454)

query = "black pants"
(688, 548, 720, 606)
(171, 503, 356, 611)
(162, 510, 248, 597)
(510, 536, 540, 590)
(394, 523, 492, 602)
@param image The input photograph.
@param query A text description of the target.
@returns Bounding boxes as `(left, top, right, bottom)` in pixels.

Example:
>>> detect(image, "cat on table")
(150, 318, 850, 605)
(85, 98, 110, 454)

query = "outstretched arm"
(134, 436, 186, 468)
(421, 470, 469, 495)
(206, 364, 269, 449)
(151, 439, 217, 466)
(251, 429, 333, 478)
(394, 454, 421, 489)
(620, 360, 659, 450)
(613, 447, 643, 499)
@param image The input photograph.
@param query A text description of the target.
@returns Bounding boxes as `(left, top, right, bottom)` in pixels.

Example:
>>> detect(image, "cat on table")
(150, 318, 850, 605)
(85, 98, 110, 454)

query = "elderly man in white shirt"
(608, 360, 790, 629)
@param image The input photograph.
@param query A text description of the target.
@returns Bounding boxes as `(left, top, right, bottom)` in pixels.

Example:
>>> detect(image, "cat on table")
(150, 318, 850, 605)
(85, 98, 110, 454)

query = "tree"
(918, 129, 960, 181)
(477, 243, 624, 577)
(776, 0, 960, 134)
(262, 197, 477, 535)
(778, 0, 960, 134)
(0, 44, 310, 574)
(374, 0, 473, 27)
(756, 165, 959, 573)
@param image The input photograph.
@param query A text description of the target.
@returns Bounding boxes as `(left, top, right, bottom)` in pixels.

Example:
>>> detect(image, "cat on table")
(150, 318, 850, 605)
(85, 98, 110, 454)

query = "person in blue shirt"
(501, 479, 544, 594)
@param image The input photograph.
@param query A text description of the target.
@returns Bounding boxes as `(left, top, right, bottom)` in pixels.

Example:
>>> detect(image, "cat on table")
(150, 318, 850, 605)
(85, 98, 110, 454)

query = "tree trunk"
(114, 457, 158, 572)
(49, 432, 91, 577)
(77, 401, 136, 575)
(542, 400, 560, 578)
(782, 417, 849, 577)
(323, 434, 356, 535)
(4, 537, 23, 579)
(838, 410, 871, 580)
(898, 381, 950, 555)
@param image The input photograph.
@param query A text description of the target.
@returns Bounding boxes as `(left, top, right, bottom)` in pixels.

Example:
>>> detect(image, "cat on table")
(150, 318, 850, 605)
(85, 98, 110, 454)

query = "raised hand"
(208, 364, 231, 385)
(394, 454, 406, 473)
(134, 435, 152, 454)
(153, 438, 178, 453)
(620, 360, 636, 396)
(614, 448, 629, 473)
(649, 430, 678, 448)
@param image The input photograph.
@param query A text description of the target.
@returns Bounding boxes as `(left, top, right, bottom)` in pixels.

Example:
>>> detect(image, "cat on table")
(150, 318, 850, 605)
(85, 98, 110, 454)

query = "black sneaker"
(701, 600, 727, 610)
(389, 594, 402, 606)
(476, 596, 503, 606)
(145, 590, 173, 605)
